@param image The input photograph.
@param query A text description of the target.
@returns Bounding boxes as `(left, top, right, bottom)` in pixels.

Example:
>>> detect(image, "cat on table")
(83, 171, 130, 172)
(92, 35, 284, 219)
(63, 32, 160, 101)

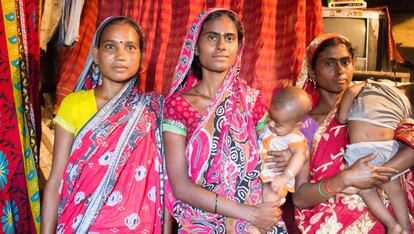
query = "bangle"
(214, 194, 218, 213)
(318, 181, 333, 199)
(324, 179, 337, 195)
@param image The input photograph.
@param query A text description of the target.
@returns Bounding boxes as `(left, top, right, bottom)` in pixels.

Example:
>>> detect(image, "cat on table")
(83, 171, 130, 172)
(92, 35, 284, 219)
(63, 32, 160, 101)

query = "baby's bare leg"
(359, 188, 401, 234)
(263, 183, 279, 203)
(383, 179, 411, 233)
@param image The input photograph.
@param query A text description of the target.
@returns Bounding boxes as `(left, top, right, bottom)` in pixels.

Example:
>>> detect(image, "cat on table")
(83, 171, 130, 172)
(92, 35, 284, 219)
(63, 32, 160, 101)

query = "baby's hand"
(270, 174, 291, 198)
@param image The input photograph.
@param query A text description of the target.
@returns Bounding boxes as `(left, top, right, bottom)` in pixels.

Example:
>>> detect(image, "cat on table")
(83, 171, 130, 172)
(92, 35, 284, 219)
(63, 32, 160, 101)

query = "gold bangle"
(318, 181, 333, 199)
(214, 194, 218, 213)
(324, 179, 337, 195)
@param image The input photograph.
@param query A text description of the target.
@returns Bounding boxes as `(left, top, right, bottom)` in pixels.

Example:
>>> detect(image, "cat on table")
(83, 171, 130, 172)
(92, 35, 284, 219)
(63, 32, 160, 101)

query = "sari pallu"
(296, 34, 414, 233)
(164, 8, 284, 233)
(57, 78, 164, 233)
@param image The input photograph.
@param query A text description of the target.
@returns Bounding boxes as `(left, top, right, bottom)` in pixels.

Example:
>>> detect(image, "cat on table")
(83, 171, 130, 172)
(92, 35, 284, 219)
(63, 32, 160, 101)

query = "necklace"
(194, 86, 213, 100)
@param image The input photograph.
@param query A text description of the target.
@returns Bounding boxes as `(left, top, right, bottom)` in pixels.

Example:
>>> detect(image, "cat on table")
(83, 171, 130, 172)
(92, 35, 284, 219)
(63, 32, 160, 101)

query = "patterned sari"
(295, 34, 414, 233)
(0, 1, 40, 233)
(163, 8, 284, 233)
(56, 17, 164, 233)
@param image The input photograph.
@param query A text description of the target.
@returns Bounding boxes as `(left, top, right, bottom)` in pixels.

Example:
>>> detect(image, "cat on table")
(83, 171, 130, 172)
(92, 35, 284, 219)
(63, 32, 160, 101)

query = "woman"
(292, 33, 414, 233)
(41, 16, 164, 233)
(163, 8, 284, 233)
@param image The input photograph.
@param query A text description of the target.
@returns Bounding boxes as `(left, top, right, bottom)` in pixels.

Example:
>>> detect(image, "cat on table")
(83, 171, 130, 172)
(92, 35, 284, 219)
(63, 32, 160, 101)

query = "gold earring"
(138, 65, 145, 73)
(309, 72, 317, 87)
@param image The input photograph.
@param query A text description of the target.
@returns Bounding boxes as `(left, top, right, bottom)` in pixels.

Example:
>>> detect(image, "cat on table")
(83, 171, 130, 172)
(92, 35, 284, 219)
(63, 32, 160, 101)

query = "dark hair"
(311, 37, 354, 71)
(95, 17, 145, 66)
(191, 10, 244, 80)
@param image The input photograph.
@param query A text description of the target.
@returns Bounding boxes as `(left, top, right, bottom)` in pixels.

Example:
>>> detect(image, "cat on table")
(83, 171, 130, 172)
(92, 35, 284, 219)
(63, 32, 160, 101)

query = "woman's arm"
(293, 153, 398, 209)
(41, 125, 74, 234)
(383, 144, 414, 173)
(164, 132, 281, 231)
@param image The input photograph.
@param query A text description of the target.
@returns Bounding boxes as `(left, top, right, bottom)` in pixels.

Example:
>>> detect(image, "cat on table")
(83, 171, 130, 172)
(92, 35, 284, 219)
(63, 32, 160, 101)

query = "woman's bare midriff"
(348, 120, 394, 144)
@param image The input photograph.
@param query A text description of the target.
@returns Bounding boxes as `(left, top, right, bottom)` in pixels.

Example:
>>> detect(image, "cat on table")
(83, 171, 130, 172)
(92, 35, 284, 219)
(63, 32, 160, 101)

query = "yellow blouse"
(54, 90, 97, 136)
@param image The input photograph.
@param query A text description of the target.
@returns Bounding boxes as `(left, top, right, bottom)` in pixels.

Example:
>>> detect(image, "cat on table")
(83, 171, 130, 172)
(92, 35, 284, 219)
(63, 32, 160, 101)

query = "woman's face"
(93, 22, 141, 84)
(196, 15, 239, 76)
(313, 44, 354, 94)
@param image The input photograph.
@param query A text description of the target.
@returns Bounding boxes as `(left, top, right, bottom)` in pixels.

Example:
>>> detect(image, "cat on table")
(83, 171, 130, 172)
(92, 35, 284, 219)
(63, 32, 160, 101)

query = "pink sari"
(56, 17, 164, 233)
(295, 34, 414, 233)
(164, 8, 283, 233)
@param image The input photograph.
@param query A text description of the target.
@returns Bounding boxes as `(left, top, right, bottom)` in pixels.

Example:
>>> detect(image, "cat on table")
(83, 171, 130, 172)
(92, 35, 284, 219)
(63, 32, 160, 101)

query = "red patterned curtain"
(56, 0, 322, 107)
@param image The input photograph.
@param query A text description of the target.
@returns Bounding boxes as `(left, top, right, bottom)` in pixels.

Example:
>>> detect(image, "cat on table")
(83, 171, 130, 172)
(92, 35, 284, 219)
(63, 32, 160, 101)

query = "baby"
(259, 87, 311, 204)
(337, 79, 413, 234)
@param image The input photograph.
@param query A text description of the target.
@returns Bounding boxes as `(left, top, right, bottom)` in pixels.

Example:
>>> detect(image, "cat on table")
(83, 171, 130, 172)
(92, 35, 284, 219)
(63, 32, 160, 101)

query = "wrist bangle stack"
(317, 181, 334, 199)
(214, 194, 218, 213)
(324, 179, 338, 196)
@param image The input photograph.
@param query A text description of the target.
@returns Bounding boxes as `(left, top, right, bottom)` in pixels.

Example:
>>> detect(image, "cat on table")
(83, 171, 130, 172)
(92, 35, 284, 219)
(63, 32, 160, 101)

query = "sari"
(163, 8, 285, 233)
(56, 17, 164, 233)
(295, 34, 414, 233)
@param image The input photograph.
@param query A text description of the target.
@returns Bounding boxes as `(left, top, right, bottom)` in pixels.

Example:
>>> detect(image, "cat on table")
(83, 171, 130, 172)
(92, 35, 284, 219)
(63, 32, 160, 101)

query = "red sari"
(295, 34, 414, 233)
(56, 17, 164, 233)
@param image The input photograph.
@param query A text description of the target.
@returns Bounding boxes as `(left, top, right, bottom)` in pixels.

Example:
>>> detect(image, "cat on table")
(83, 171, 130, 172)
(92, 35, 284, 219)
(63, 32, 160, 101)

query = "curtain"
(0, 0, 41, 233)
(55, 0, 322, 107)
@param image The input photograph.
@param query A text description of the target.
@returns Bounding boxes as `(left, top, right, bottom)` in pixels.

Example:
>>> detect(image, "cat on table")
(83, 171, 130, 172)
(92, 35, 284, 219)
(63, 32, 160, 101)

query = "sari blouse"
(163, 91, 268, 142)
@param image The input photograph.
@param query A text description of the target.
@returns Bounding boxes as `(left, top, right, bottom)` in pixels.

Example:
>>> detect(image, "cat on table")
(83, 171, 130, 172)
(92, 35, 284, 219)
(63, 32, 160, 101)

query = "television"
(323, 7, 390, 71)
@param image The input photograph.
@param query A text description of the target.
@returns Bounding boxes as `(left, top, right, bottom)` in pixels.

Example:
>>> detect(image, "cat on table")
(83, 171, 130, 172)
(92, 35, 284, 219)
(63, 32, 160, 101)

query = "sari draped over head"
(56, 16, 164, 233)
(295, 34, 414, 233)
(164, 8, 284, 233)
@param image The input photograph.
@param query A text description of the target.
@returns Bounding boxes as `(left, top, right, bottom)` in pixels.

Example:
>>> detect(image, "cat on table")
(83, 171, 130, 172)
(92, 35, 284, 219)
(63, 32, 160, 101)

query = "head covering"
(74, 16, 144, 91)
(57, 16, 164, 233)
(166, 8, 243, 96)
(295, 33, 351, 107)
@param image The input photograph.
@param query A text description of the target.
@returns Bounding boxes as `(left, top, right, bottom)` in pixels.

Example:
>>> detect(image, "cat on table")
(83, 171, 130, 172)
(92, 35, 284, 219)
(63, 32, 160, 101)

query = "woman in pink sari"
(292, 34, 414, 233)
(163, 8, 284, 233)
(41, 16, 164, 233)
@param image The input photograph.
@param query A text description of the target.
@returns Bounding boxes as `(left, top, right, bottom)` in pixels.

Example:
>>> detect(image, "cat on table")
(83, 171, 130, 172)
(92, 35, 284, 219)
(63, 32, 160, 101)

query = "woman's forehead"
(316, 44, 351, 60)
(100, 23, 139, 41)
(201, 15, 237, 34)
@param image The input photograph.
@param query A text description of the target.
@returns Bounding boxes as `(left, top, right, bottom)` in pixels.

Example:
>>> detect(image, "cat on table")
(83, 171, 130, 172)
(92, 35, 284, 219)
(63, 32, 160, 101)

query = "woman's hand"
(246, 202, 282, 231)
(342, 153, 398, 189)
(264, 149, 292, 174)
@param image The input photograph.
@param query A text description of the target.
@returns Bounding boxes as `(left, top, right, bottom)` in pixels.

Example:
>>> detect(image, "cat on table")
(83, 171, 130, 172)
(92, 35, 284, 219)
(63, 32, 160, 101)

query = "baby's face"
(268, 107, 299, 136)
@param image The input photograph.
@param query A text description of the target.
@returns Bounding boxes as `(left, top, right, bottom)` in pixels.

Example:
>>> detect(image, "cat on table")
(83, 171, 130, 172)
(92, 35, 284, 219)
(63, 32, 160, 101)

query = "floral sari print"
(56, 17, 164, 233)
(395, 118, 414, 149)
(164, 8, 285, 233)
(296, 34, 414, 233)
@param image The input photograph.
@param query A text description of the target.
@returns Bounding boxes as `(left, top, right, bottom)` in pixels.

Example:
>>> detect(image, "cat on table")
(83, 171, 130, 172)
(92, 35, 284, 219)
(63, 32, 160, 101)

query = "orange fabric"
(55, 0, 322, 109)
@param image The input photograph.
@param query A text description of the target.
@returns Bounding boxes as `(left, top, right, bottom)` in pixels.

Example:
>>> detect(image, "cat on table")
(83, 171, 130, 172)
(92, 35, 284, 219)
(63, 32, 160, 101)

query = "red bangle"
(324, 180, 338, 195)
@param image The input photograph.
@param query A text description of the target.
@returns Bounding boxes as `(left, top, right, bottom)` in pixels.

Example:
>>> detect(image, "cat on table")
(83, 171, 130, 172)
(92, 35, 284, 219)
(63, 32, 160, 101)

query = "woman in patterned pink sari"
(41, 16, 164, 233)
(163, 8, 285, 233)
(293, 34, 414, 233)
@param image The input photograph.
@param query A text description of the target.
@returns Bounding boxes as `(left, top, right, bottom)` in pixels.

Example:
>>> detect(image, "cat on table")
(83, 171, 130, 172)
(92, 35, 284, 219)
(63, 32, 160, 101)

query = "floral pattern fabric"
(0, 0, 40, 232)
(56, 17, 164, 233)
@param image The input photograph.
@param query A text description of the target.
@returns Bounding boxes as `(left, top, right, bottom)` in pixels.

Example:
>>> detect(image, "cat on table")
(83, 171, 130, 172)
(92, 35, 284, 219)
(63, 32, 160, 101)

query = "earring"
(309, 72, 317, 88)
(195, 47, 199, 56)
(138, 65, 145, 73)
